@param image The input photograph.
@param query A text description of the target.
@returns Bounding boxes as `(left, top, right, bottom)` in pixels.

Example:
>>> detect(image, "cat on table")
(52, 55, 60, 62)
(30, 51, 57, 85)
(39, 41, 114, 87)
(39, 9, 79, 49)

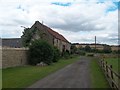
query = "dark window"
(62, 45, 65, 52)
(53, 38, 54, 45)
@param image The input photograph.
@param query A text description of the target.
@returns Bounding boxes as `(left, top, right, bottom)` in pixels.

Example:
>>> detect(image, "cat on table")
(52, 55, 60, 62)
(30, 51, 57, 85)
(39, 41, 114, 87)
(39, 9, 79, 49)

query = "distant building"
(22, 21, 71, 52)
(73, 43, 104, 50)
(110, 45, 119, 51)
(73, 43, 119, 51)
(2, 38, 23, 48)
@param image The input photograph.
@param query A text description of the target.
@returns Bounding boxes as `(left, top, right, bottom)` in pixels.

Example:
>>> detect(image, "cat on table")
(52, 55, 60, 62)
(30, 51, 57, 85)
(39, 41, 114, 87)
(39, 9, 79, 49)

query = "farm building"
(21, 21, 71, 52)
(73, 43, 104, 50)
(2, 38, 23, 48)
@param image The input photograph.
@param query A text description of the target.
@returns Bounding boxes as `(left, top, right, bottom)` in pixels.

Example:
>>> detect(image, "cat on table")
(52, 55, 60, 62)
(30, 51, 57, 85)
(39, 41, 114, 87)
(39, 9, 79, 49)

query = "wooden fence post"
(110, 65, 114, 88)
(105, 62, 109, 78)
(103, 60, 105, 72)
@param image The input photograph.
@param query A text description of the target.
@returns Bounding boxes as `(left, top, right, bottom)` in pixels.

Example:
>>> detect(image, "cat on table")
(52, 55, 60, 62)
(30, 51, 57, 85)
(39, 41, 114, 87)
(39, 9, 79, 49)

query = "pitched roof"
(2, 38, 23, 48)
(34, 21, 69, 43)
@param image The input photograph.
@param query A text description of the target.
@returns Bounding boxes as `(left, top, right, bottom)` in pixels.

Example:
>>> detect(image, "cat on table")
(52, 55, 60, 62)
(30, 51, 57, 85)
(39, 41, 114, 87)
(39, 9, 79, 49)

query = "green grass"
(2, 56, 80, 88)
(104, 58, 118, 73)
(90, 58, 110, 88)
(0, 69, 2, 89)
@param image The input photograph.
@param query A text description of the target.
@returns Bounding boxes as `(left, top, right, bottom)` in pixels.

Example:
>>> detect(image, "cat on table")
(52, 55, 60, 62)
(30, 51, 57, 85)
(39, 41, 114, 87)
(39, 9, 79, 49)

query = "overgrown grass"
(90, 58, 110, 88)
(104, 58, 118, 73)
(2, 55, 80, 88)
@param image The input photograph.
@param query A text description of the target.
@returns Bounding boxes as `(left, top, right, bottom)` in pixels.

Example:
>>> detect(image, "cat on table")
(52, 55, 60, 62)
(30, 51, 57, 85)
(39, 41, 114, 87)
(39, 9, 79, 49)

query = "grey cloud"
(0, 19, 31, 30)
(48, 18, 106, 32)
(0, 23, 17, 27)
(13, 19, 31, 27)
(108, 33, 118, 39)
(95, 36, 118, 45)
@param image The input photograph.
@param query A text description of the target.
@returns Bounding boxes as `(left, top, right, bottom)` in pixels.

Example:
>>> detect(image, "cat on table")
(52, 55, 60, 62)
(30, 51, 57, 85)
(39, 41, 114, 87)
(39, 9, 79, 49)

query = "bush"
(62, 50, 70, 59)
(70, 45, 77, 54)
(87, 53, 94, 57)
(78, 50, 86, 56)
(52, 47, 61, 62)
(29, 40, 54, 65)
(103, 45, 112, 53)
(85, 45, 91, 52)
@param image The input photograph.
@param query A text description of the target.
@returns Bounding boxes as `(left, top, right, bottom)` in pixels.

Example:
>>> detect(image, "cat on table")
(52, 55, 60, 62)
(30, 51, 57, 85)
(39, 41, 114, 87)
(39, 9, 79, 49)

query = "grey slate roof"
(2, 38, 23, 48)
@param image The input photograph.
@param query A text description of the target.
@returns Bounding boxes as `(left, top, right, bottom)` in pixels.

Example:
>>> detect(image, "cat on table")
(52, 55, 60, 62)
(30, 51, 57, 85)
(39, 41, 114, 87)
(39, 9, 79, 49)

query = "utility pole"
(95, 36, 96, 50)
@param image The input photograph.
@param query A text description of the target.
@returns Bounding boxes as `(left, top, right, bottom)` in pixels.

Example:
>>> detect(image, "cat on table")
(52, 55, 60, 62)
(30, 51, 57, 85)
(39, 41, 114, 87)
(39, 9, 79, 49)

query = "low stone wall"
(2, 48, 28, 69)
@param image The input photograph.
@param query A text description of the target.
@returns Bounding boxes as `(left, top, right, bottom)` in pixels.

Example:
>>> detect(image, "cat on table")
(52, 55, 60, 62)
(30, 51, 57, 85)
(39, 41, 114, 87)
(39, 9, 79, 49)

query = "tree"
(21, 28, 31, 47)
(21, 27, 37, 47)
(78, 46, 84, 50)
(29, 40, 54, 65)
(62, 50, 70, 59)
(103, 45, 112, 53)
(85, 45, 91, 52)
(70, 45, 77, 54)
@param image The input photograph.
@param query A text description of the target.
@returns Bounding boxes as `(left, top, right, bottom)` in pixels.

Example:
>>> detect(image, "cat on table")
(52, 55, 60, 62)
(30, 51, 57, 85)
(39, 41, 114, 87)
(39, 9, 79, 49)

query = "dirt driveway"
(28, 56, 91, 88)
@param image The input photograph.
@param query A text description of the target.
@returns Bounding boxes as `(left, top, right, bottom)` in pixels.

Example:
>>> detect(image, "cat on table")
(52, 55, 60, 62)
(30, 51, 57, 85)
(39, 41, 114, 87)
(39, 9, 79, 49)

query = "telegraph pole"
(95, 36, 96, 50)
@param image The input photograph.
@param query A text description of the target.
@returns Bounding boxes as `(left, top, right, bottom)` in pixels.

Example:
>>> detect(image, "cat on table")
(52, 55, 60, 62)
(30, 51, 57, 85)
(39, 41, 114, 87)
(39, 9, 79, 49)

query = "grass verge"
(2, 55, 80, 88)
(104, 58, 118, 73)
(0, 69, 2, 90)
(90, 58, 110, 88)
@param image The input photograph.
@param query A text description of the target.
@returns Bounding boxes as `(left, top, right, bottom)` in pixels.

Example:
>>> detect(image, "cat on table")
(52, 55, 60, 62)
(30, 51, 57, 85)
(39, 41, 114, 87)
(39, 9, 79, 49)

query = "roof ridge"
(42, 24, 61, 35)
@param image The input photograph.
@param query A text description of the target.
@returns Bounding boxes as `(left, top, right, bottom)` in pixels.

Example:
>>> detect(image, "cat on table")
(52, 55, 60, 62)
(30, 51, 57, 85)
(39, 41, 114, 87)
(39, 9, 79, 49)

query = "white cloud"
(0, 0, 119, 45)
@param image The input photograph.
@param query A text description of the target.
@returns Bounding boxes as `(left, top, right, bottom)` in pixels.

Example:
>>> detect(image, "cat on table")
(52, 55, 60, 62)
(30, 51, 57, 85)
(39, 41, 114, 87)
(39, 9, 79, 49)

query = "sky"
(0, 0, 119, 45)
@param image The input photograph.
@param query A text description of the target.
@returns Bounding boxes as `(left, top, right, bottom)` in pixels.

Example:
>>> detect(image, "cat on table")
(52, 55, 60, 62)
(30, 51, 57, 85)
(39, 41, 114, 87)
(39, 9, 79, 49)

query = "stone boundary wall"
(2, 48, 28, 69)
